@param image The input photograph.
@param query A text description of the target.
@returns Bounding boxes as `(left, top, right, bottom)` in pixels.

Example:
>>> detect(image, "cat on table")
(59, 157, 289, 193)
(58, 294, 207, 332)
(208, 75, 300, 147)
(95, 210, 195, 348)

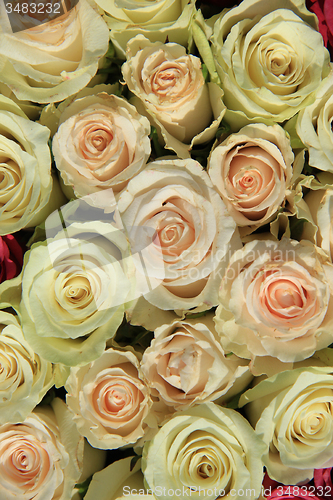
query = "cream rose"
(297, 71, 333, 172)
(214, 238, 333, 366)
(142, 403, 265, 500)
(240, 366, 333, 484)
(118, 158, 241, 318)
(0, 0, 109, 103)
(85, 456, 151, 500)
(122, 36, 225, 159)
(101, 0, 195, 58)
(208, 124, 294, 227)
(0, 398, 83, 500)
(0, 311, 53, 424)
(141, 314, 251, 409)
(0, 94, 64, 235)
(303, 186, 333, 260)
(20, 220, 132, 366)
(52, 93, 151, 197)
(211, 0, 330, 129)
(65, 348, 152, 449)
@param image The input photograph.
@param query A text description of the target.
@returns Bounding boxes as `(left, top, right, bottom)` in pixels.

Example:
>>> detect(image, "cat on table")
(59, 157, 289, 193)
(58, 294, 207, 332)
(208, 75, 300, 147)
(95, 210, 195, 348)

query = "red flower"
(0, 235, 24, 283)
(307, 0, 333, 56)
(314, 469, 333, 500)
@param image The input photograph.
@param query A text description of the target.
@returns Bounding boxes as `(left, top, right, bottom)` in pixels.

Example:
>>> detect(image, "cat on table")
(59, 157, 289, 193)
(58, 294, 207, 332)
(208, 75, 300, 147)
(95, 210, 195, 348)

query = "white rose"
(297, 70, 333, 172)
(208, 123, 294, 228)
(20, 220, 132, 366)
(211, 0, 330, 128)
(118, 158, 241, 317)
(52, 92, 151, 196)
(0, 94, 64, 235)
(142, 403, 265, 500)
(0, 311, 53, 424)
(65, 348, 152, 449)
(122, 36, 225, 158)
(0, 0, 109, 103)
(141, 314, 252, 409)
(100, 0, 196, 58)
(0, 398, 84, 500)
(240, 366, 333, 484)
(214, 238, 333, 366)
(303, 186, 333, 260)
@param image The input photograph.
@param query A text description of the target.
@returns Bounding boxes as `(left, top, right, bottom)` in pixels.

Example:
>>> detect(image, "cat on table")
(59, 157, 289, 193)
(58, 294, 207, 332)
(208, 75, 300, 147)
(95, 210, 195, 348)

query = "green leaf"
(192, 21, 220, 84)
(202, 63, 209, 83)
(216, 119, 231, 139)
(289, 217, 306, 241)
(186, 311, 208, 319)
(75, 476, 93, 499)
(150, 126, 166, 159)
(130, 454, 142, 472)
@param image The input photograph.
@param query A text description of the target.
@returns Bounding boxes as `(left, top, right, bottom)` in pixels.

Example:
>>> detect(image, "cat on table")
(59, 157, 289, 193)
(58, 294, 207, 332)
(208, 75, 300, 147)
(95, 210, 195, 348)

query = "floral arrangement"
(1, 0, 333, 499)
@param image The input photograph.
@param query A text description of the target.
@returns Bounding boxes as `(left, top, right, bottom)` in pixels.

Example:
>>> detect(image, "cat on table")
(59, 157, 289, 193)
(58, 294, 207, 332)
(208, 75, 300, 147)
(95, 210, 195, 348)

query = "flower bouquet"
(1, 0, 333, 498)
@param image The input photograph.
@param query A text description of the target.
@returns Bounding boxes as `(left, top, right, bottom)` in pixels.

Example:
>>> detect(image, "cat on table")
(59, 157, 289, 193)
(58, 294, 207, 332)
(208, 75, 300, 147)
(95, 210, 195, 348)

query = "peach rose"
(65, 348, 152, 449)
(52, 92, 151, 196)
(118, 158, 241, 316)
(208, 123, 294, 227)
(214, 238, 333, 366)
(122, 36, 225, 158)
(0, 0, 109, 103)
(141, 314, 251, 409)
(0, 398, 83, 500)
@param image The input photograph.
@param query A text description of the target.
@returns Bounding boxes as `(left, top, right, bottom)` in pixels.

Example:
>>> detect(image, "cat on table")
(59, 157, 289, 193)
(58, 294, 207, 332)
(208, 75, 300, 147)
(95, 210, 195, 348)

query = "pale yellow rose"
(142, 403, 265, 500)
(52, 92, 151, 196)
(211, 0, 330, 129)
(65, 348, 152, 449)
(0, 0, 109, 103)
(141, 314, 252, 409)
(0, 94, 65, 235)
(0, 83, 40, 120)
(0, 311, 53, 424)
(0, 398, 84, 500)
(118, 158, 242, 317)
(122, 36, 225, 159)
(297, 70, 333, 172)
(20, 220, 132, 366)
(240, 366, 333, 484)
(100, 0, 196, 58)
(214, 238, 333, 365)
(85, 456, 151, 500)
(302, 185, 333, 261)
(208, 123, 294, 228)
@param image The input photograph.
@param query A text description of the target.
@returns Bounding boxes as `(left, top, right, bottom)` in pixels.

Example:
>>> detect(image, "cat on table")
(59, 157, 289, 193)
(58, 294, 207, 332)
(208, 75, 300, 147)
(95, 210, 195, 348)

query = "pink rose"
(0, 234, 24, 283)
